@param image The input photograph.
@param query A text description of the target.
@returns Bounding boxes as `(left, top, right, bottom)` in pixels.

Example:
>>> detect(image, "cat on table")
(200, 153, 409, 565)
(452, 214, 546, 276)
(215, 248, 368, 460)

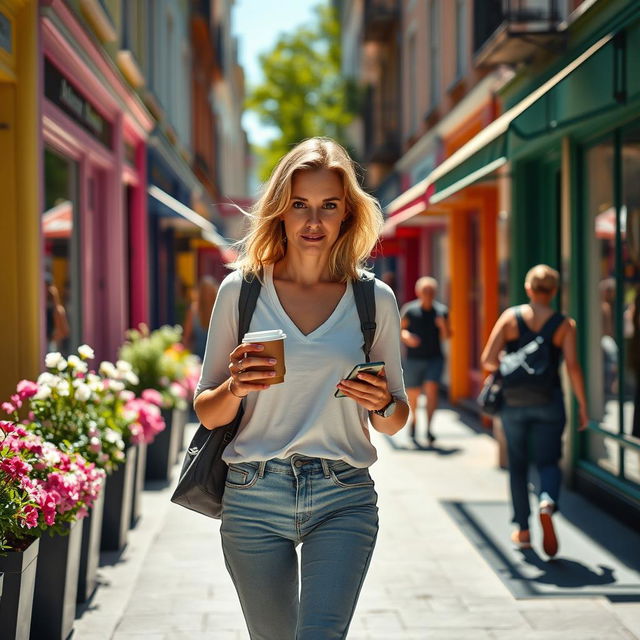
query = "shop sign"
(0, 11, 11, 54)
(45, 58, 112, 148)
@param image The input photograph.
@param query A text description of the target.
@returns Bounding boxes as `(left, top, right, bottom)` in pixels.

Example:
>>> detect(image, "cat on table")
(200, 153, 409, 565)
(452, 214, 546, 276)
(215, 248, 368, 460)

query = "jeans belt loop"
(258, 461, 267, 478)
(320, 458, 331, 478)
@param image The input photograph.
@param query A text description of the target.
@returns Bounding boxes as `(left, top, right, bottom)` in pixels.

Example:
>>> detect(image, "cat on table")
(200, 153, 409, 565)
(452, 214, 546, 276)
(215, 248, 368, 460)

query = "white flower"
(34, 385, 52, 400)
(116, 439, 125, 450)
(45, 352, 63, 369)
(67, 355, 88, 374)
(56, 380, 70, 397)
(99, 361, 118, 378)
(114, 450, 125, 461)
(78, 344, 95, 360)
(104, 428, 120, 444)
(125, 371, 139, 386)
(56, 358, 68, 372)
(88, 381, 103, 393)
(75, 384, 92, 402)
(116, 360, 133, 374)
(122, 409, 137, 422)
(109, 380, 125, 393)
(37, 372, 56, 386)
(86, 373, 101, 385)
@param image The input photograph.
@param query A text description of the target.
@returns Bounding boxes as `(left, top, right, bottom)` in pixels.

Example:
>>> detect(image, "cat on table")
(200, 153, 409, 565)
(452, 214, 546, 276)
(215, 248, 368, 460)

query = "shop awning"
(148, 185, 229, 248)
(43, 200, 73, 238)
(385, 32, 614, 218)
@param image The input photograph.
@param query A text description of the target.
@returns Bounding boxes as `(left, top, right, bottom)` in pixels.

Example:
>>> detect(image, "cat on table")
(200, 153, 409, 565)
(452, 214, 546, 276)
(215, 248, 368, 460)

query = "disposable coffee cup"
(242, 329, 287, 384)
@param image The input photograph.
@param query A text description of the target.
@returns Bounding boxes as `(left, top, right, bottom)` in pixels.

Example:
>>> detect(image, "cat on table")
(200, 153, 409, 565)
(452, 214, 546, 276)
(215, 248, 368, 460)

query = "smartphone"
(334, 361, 385, 398)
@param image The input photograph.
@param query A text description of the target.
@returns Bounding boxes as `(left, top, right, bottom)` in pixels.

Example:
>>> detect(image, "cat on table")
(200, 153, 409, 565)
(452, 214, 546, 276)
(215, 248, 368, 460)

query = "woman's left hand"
(336, 369, 392, 412)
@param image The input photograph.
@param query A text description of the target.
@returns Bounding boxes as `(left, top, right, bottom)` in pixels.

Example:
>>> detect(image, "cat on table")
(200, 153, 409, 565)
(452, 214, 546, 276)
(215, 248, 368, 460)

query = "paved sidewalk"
(74, 403, 640, 639)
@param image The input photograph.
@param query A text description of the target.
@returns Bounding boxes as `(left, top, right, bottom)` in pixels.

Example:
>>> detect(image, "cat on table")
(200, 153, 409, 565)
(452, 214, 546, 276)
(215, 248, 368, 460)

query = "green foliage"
(246, 3, 361, 181)
(118, 324, 190, 410)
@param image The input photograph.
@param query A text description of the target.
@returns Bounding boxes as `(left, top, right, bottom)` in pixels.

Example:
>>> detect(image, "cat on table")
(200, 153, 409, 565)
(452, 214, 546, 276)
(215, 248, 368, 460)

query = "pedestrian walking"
(182, 275, 219, 358)
(400, 277, 451, 447)
(194, 137, 409, 640)
(480, 264, 589, 557)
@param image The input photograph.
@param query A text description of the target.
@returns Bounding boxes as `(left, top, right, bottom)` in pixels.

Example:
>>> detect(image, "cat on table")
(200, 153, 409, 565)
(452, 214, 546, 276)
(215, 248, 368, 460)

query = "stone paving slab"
(74, 403, 640, 639)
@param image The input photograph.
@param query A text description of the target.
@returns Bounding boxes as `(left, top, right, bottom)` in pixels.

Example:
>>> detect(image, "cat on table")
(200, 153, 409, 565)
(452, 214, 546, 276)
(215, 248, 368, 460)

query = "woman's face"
(280, 168, 348, 256)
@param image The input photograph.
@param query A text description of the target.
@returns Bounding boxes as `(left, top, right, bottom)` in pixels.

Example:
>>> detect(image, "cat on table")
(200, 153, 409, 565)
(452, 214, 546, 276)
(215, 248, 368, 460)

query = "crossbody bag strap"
(237, 271, 262, 343)
(352, 275, 376, 362)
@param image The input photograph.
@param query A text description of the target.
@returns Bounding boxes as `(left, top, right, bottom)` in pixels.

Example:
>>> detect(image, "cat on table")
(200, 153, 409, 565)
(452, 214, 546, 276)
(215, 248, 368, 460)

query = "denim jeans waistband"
(233, 455, 356, 479)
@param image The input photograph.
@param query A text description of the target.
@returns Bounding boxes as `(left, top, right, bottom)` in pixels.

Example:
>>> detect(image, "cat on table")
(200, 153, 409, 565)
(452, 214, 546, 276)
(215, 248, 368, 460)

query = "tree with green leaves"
(246, 3, 359, 182)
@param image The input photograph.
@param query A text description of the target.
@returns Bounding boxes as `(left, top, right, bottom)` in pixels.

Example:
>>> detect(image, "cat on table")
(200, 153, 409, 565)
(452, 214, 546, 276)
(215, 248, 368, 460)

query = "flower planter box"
(101, 446, 137, 551)
(30, 518, 83, 640)
(145, 408, 181, 482)
(0, 538, 39, 640)
(76, 476, 106, 603)
(130, 441, 146, 528)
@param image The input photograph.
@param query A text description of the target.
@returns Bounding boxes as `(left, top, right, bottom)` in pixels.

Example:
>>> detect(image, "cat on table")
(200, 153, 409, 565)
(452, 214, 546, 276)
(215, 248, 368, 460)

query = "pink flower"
(10, 394, 23, 409)
(16, 380, 38, 400)
(0, 420, 16, 434)
(0, 457, 32, 479)
(141, 389, 163, 406)
(18, 504, 39, 529)
(2, 402, 16, 415)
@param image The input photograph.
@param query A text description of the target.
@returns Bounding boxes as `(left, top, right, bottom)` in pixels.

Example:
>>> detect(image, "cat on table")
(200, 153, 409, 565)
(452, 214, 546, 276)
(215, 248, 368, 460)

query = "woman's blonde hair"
(232, 137, 383, 282)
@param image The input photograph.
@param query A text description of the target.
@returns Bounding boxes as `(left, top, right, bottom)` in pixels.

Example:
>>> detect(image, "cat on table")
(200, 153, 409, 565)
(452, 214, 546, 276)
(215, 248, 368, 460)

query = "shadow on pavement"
(442, 500, 640, 601)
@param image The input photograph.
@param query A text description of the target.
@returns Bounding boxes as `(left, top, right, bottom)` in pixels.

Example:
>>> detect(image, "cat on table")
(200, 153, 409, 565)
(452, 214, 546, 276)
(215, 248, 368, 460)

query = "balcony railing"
(474, 0, 567, 66)
(363, 0, 400, 43)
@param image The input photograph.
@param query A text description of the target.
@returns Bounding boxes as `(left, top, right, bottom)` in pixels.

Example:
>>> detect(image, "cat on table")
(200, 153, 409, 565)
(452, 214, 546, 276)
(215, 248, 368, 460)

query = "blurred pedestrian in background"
(481, 264, 589, 557)
(194, 137, 409, 639)
(400, 276, 451, 447)
(182, 276, 219, 359)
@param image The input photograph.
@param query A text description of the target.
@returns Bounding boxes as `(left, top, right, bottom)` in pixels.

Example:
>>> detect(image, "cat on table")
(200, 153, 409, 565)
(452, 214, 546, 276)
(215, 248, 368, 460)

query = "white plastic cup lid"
(242, 329, 287, 343)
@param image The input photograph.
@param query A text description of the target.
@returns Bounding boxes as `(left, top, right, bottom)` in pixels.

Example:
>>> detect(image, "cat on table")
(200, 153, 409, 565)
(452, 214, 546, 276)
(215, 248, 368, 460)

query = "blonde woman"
(194, 137, 408, 639)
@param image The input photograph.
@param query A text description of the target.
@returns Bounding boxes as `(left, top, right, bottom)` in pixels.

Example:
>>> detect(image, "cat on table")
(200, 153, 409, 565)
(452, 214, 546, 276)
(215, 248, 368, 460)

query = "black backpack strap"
(352, 275, 376, 362)
(237, 271, 262, 343)
(539, 312, 565, 341)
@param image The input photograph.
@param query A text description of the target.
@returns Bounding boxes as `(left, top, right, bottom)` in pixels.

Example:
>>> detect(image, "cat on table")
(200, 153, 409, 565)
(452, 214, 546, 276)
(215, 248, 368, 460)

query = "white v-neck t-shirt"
(195, 265, 407, 468)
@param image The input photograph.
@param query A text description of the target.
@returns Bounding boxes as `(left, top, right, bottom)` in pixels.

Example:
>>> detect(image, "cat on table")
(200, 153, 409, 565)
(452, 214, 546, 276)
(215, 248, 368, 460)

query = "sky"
(233, 0, 319, 148)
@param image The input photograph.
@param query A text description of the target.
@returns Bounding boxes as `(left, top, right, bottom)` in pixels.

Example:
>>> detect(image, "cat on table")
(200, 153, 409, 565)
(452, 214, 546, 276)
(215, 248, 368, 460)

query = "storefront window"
(622, 126, 640, 441)
(585, 138, 620, 474)
(584, 125, 640, 486)
(43, 148, 80, 355)
(621, 127, 640, 485)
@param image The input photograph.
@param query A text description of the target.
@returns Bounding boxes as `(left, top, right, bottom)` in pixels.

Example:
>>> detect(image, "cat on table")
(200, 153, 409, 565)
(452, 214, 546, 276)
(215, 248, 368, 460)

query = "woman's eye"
(292, 201, 306, 209)
(323, 202, 337, 210)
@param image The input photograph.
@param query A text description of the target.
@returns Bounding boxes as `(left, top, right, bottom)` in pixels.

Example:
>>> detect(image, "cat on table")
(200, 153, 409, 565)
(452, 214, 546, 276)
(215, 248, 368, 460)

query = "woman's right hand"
(227, 343, 277, 397)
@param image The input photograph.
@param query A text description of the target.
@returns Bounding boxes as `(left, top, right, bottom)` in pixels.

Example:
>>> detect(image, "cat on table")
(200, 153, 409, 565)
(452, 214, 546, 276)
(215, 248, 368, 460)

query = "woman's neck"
(274, 253, 335, 286)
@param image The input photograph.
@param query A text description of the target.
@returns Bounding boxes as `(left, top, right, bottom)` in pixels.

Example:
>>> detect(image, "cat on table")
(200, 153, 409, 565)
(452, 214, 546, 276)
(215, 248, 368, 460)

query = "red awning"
(43, 201, 73, 238)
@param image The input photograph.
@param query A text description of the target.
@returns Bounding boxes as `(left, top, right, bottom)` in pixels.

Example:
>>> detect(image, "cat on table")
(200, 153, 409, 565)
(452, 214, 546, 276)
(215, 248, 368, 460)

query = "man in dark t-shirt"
(400, 277, 451, 447)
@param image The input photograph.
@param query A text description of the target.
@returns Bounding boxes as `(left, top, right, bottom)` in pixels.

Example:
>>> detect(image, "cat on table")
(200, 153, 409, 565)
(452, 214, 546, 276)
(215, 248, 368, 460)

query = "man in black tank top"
(400, 277, 451, 447)
(481, 265, 589, 558)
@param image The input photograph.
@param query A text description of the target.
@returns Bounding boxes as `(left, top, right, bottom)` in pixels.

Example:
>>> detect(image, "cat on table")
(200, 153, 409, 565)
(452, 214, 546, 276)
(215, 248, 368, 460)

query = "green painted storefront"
(502, 0, 640, 526)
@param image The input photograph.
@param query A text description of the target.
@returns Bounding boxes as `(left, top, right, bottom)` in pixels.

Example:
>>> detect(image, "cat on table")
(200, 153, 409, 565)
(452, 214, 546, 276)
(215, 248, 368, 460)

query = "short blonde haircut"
(525, 264, 559, 293)
(232, 137, 383, 282)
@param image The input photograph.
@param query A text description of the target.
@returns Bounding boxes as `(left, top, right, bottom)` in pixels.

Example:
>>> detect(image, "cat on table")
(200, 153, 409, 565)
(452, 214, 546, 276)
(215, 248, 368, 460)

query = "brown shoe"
(511, 529, 531, 550)
(539, 502, 558, 557)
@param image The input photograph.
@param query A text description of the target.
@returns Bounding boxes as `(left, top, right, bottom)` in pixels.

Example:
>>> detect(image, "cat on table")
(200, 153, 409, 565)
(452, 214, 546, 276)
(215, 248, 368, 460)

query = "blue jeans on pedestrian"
(501, 392, 566, 530)
(220, 455, 379, 640)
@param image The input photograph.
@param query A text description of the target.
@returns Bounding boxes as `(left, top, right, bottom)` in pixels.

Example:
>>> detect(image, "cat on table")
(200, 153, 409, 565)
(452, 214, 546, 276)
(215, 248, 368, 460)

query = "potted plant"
(118, 325, 192, 482)
(4, 346, 138, 591)
(0, 418, 103, 640)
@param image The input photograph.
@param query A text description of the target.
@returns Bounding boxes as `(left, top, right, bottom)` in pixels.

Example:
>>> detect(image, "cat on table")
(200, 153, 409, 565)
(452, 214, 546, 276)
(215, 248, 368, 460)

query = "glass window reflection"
(43, 148, 80, 355)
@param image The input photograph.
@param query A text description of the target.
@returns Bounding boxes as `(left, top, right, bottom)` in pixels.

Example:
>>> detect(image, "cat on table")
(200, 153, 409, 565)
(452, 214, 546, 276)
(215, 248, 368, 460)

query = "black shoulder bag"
(170, 272, 377, 519)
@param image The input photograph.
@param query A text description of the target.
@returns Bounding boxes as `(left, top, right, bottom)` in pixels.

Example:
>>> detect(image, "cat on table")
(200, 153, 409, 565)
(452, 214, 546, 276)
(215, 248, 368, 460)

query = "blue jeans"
(501, 394, 566, 530)
(220, 455, 379, 640)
